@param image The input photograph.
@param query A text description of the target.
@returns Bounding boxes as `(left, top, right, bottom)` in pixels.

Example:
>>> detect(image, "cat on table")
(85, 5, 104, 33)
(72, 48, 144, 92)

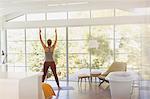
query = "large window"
(26, 28, 45, 72)
(116, 7, 150, 16)
(91, 9, 114, 18)
(68, 26, 90, 80)
(6, 8, 150, 81)
(115, 25, 141, 70)
(6, 28, 67, 79)
(68, 11, 90, 19)
(141, 25, 150, 80)
(27, 13, 45, 21)
(91, 25, 114, 69)
(47, 12, 67, 20)
(7, 29, 25, 72)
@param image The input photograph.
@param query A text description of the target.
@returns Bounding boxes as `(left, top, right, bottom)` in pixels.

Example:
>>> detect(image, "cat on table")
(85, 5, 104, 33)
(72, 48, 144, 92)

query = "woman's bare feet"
(58, 86, 61, 90)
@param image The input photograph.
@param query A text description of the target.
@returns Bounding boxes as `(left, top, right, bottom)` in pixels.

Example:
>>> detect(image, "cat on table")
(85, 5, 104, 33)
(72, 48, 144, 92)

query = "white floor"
(43, 81, 139, 99)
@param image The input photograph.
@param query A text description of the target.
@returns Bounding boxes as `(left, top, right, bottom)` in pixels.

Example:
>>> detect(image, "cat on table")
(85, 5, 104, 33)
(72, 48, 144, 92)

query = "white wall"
(0, 17, 8, 72)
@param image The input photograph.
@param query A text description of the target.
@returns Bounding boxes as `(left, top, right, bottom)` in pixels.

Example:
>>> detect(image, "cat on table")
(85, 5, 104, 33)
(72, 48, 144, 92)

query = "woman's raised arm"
(39, 28, 46, 48)
(52, 28, 57, 48)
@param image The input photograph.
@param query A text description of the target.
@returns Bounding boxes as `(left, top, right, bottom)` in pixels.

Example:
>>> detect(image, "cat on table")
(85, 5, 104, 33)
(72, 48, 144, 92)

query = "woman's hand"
(55, 28, 57, 34)
(39, 28, 41, 34)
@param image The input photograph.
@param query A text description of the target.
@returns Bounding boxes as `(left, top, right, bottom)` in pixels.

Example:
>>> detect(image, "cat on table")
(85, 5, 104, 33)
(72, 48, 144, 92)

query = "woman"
(39, 28, 60, 89)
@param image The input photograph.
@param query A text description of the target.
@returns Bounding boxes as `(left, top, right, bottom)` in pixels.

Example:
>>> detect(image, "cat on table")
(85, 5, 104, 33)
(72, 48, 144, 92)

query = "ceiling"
(0, 0, 150, 19)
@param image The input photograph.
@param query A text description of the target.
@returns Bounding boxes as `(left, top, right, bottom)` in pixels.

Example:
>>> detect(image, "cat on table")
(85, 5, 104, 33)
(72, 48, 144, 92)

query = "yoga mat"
(53, 86, 74, 90)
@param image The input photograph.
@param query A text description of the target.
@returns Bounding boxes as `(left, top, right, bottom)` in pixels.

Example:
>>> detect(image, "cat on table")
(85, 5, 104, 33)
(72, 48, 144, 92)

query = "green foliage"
(87, 35, 113, 69)
(28, 42, 44, 72)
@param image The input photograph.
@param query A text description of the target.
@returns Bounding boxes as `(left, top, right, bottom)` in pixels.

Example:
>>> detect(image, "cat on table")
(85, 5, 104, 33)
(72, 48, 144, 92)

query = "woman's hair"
(47, 39, 52, 46)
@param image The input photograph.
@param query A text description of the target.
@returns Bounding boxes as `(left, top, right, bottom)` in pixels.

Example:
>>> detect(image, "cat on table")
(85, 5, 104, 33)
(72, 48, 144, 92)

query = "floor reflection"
(46, 81, 138, 99)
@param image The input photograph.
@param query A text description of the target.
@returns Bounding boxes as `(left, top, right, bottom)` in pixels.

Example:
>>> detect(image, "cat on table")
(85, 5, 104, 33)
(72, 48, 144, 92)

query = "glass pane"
(68, 54, 89, 68)
(68, 54, 90, 81)
(115, 39, 141, 54)
(115, 54, 129, 62)
(46, 27, 66, 40)
(91, 25, 113, 38)
(7, 29, 24, 41)
(91, 39, 114, 69)
(26, 41, 43, 53)
(68, 27, 89, 40)
(115, 24, 141, 39)
(8, 15, 25, 22)
(141, 65, 150, 80)
(15, 67, 26, 72)
(55, 54, 66, 68)
(27, 53, 44, 71)
(91, 9, 114, 18)
(133, 7, 150, 16)
(140, 24, 150, 80)
(142, 38, 150, 64)
(68, 11, 90, 19)
(57, 67, 66, 80)
(115, 9, 135, 16)
(8, 67, 15, 72)
(27, 13, 45, 21)
(68, 41, 88, 53)
(26, 28, 45, 40)
(116, 7, 150, 16)
(27, 66, 43, 72)
(7, 42, 25, 53)
(7, 54, 25, 66)
(55, 41, 66, 53)
(115, 54, 140, 69)
(141, 24, 150, 37)
(47, 12, 67, 20)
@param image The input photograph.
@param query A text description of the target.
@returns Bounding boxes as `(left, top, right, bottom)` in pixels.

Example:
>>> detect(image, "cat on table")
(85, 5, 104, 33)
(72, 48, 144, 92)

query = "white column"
(0, 17, 7, 72)
(0, 19, 2, 63)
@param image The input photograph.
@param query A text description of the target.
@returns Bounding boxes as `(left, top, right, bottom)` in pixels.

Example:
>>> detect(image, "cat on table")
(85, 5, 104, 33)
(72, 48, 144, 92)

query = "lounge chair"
(98, 62, 127, 86)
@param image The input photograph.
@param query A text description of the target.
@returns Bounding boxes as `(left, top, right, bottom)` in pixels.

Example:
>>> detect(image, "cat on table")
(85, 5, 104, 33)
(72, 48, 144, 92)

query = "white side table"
(90, 70, 101, 82)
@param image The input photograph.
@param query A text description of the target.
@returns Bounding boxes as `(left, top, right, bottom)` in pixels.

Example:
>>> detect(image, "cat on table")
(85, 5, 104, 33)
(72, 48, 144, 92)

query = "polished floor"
(139, 81, 150, 99)
(44, 81, 139, 99)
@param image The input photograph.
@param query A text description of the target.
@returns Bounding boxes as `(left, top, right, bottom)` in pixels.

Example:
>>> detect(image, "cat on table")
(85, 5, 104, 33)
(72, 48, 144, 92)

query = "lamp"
(88, 39, 99, 74)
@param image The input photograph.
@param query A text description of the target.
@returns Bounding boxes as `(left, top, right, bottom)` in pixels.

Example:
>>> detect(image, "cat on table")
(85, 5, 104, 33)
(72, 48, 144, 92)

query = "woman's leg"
(42, 62, 50, 82)
(50, 62, 60, 88)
